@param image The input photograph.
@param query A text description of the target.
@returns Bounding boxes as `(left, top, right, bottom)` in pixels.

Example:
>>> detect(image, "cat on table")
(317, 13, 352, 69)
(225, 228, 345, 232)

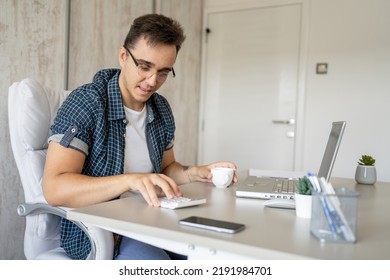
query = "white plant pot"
(355, 165, 376, 185)
(295, 193, 312, 219)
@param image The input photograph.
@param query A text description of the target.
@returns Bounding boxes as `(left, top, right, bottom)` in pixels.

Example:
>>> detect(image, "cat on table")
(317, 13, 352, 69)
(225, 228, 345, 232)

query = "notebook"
(235, 121, 346, 200)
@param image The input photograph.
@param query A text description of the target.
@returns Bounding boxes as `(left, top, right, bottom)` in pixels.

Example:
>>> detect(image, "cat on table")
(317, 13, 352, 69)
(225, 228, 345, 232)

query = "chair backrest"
(8, 78, 70, 259)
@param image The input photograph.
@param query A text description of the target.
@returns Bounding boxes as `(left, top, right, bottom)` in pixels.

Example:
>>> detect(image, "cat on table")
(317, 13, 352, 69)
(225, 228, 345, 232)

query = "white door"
(198, 3, 303, 171)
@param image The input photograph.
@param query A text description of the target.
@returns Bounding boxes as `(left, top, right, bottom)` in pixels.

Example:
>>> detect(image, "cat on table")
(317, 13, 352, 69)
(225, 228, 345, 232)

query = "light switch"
(316, 63, 328, 74)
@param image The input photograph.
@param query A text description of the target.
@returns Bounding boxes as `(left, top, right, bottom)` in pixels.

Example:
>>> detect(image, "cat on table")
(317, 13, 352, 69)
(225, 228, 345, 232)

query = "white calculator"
(159, 197, 206, 209)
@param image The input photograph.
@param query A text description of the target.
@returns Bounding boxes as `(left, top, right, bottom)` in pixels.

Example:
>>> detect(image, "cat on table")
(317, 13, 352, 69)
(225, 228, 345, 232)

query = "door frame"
(198, 0, 310, 171)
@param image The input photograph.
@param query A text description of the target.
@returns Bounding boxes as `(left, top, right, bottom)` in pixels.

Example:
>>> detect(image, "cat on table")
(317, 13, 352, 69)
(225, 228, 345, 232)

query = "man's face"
(118, 38, 177, 111)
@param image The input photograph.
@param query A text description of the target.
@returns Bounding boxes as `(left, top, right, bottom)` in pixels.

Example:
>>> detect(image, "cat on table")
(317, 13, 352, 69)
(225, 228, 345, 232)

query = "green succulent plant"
(295, 176, 314, 195)
(358, 155, 375, 166)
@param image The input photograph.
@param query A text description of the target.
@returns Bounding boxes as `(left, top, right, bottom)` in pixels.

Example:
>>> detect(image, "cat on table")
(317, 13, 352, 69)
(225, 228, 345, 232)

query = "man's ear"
(118, 47, 127, 66)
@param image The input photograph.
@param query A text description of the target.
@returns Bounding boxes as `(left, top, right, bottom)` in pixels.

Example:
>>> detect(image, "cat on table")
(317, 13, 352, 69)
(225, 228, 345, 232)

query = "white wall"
(204, 0, 390, 182)
(302, 0, 390, 181)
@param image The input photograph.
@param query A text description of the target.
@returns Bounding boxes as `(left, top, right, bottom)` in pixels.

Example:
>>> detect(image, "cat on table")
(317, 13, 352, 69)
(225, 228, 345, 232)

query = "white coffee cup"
(211, 167, 234, 188)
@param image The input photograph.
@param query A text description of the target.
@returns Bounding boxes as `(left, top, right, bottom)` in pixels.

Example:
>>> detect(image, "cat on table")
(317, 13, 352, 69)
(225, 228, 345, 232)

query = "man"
(42, 14, 237, 260)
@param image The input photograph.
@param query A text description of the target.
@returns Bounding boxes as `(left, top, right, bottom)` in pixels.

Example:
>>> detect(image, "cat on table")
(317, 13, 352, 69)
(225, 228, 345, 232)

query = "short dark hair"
(124, 14, 186, 54)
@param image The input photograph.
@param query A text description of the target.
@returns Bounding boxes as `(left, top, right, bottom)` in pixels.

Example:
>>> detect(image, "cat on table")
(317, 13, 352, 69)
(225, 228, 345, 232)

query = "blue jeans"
(114, 236, 187, 260)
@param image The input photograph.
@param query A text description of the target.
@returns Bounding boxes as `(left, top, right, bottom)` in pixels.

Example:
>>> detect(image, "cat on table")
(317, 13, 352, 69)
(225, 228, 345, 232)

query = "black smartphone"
(179, 216, 245, 234)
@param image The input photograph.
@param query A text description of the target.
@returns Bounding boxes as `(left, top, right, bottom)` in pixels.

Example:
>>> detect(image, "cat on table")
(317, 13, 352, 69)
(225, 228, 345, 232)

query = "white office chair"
(8, 78, 114, 259)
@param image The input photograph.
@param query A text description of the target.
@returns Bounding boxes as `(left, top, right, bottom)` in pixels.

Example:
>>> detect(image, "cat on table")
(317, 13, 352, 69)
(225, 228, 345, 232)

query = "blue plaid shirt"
(49, 69, 175, 259)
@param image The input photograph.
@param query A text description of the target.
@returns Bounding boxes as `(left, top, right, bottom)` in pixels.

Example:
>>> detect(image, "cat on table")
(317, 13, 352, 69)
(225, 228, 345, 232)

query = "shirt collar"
(107, 71, 126, 121)
(107, 70, 157, 123)
(145, 100, 155, 124)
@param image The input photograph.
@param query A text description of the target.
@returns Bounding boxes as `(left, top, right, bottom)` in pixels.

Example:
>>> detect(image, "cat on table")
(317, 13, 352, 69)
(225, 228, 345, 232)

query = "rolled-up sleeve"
(49, 89, 96, 156)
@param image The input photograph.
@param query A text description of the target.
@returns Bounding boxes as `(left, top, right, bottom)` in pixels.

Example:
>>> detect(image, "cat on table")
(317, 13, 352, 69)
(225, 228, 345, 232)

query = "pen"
(307, 173, 339, 236)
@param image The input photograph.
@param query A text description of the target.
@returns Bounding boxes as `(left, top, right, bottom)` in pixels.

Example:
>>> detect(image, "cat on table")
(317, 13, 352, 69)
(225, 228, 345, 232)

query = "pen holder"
(310, 187, 359, 243)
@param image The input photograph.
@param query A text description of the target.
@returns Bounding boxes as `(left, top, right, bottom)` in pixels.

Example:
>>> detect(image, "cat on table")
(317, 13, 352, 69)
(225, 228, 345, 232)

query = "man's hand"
(187, 161, 238, 184)
(127, 173, 182, 207)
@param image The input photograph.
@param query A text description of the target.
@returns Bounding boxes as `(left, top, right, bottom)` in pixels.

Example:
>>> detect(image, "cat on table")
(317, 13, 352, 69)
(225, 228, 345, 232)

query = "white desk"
(67, 172, 390, 259)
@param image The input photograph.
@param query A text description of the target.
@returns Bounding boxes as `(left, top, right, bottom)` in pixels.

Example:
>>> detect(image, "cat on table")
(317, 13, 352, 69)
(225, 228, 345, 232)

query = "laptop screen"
(317, 121, 346, 181)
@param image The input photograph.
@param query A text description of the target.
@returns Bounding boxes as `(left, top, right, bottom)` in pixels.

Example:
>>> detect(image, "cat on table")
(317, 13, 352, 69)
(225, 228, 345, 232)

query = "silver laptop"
(235, 121, 346, 200)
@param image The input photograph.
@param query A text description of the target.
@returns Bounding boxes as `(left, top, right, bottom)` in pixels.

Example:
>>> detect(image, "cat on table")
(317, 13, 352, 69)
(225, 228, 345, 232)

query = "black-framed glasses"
(123, 45, 175, 83)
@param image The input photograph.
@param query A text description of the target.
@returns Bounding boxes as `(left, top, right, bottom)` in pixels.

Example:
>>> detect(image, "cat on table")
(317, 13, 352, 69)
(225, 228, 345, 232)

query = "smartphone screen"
(179, 216, 245, 234)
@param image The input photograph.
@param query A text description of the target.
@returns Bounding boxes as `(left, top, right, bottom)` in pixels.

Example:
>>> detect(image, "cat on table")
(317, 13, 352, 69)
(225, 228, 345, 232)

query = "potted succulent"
(295, 176, 314, 218)
(296, 176, 313, 195)
(355, 155, 377, 185)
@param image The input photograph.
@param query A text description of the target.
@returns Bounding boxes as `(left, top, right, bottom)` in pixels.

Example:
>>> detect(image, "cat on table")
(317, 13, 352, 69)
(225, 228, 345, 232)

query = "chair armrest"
(17, 203, 113, 259)
(17, 202, 67, 218)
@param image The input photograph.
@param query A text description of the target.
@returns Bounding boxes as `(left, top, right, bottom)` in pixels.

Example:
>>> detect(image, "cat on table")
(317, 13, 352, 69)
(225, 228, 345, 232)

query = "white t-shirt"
(123, 105, 153, 173)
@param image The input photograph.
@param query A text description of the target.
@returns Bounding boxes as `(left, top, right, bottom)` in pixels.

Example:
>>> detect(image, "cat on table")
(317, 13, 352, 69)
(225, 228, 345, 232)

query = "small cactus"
(296, 176, 313, 195)
(358, 155, 375, 166)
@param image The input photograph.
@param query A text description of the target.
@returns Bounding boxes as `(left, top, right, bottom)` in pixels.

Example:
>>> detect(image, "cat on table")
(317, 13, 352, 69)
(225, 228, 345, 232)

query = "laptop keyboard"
(273, 179, 296, 193)
(236, 176, 297, 200)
